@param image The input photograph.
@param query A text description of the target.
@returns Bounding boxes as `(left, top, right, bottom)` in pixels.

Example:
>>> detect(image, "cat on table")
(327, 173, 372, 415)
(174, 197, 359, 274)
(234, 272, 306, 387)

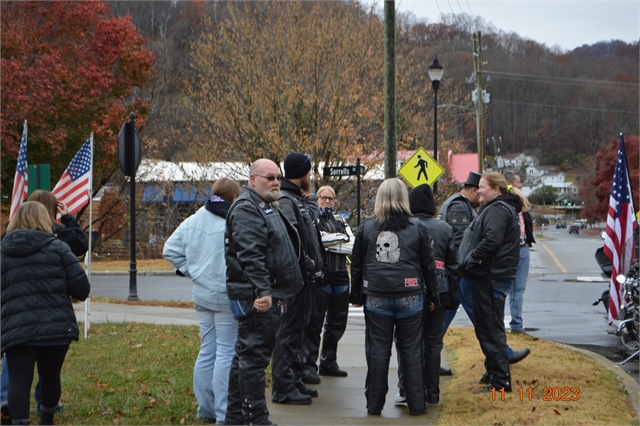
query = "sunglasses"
(253, 174, 284, 182)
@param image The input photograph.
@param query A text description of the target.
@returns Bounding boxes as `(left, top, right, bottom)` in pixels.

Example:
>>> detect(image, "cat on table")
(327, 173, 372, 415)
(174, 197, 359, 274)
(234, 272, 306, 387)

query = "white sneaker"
(394, 393, 407, 406)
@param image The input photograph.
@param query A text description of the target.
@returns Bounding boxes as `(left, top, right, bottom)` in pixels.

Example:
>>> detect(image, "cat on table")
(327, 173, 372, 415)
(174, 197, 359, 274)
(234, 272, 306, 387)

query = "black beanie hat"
(409, 184, 436, 216)
(284, 153, 311, 179)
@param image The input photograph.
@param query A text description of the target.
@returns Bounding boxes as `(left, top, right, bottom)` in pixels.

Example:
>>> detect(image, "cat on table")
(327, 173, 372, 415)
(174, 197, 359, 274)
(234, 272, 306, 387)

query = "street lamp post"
(428, 56, 444, 192)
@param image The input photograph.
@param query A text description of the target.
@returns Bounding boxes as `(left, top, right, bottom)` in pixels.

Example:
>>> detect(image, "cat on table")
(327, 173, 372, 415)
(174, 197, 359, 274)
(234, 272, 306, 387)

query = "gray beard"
(264, 189, 280, 211)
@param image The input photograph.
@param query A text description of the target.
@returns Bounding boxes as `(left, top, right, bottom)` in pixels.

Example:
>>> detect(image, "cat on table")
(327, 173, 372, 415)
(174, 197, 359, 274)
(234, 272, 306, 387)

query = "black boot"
(38, 405, 56, 426)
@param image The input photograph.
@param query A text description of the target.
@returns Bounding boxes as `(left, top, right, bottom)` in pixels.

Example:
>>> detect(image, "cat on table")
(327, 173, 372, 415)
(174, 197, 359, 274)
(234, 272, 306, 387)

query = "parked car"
(539, 215, 550, 225)
(569, 222, 581, 234)
(578, 219, 588, 229)
(556, 221, 567, 229)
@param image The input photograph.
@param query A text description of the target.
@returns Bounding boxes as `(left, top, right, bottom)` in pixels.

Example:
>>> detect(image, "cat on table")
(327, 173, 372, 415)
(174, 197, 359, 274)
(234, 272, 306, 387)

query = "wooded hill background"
(2, 1, 638, 238)
(106, 1, 638, 167)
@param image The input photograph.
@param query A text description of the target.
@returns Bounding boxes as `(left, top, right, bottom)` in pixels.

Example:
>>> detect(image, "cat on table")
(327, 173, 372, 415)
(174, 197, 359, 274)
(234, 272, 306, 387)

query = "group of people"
(165, 157, 535, 423)
(0, 155, 535, 425)
(1, 191, 91, 425)
(164, 155, 354, 425)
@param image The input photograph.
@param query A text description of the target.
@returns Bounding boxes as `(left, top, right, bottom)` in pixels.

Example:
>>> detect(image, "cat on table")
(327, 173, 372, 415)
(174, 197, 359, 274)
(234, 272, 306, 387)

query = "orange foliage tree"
(1, 1, 154, 212)
(586, 135, 639, 220)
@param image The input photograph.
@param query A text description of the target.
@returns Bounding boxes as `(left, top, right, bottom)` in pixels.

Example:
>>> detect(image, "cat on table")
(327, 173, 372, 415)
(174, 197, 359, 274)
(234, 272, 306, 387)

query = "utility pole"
(384, 0, 397, 178)
(473, 31, 484, 174)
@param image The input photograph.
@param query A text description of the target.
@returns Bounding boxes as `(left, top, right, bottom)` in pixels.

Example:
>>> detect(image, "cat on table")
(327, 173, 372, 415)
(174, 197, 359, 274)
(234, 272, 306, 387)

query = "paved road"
(89, 226, 638, 382)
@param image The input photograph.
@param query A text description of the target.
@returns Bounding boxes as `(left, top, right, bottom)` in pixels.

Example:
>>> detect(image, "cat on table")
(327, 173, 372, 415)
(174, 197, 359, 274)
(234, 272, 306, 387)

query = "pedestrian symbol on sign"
(415, 155, 428, 181)
(398, 147, 445, 189)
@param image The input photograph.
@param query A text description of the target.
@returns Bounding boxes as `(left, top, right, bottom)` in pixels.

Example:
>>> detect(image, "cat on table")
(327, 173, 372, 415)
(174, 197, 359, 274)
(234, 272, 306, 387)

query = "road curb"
(560, 343, 640, 418)
(91, 270, 175, 276)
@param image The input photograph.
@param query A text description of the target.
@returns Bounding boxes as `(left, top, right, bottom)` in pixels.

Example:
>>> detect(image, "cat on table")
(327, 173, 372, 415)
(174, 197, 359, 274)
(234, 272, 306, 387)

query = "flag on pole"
(603, 134, 638, 324)
(9, 121, 28, 220)
(52, 137, 92, 216)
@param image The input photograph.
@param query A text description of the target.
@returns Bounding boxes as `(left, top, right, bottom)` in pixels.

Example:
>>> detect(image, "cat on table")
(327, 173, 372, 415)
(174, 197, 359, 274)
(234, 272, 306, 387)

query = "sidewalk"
(75, 302, 441, 424)
(74, 302, 640, 424)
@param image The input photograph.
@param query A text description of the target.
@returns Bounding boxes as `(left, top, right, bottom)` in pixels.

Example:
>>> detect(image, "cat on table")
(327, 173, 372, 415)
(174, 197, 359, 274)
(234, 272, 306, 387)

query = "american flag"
(52, 137, 92, 216)
(603, 134, 637, 324)
(9, 121, 28, 221)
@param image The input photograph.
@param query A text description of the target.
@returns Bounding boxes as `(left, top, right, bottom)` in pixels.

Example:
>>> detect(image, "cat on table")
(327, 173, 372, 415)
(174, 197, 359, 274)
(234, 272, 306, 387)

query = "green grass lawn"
(10, 322, 637, 425)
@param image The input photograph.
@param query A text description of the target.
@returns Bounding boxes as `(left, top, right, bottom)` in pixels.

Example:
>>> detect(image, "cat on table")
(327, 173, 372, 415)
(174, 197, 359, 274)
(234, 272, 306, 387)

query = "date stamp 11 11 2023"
(490, 387, 581, 401)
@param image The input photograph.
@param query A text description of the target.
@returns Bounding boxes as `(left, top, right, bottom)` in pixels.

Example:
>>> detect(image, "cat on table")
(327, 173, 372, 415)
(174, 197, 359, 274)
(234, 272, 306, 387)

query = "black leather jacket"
(414, 213, 458, 308)
(436, 193, 478, 250)
(457, 195, 520, 281)
(278, 179, 324, 280)
(351, 217, 436, 302)
(225, 187, 304, 300)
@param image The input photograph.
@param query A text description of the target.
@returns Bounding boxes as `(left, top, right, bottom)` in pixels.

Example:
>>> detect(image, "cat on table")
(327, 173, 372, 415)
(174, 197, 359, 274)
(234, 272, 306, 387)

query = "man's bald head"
(249, 159, 282, 203)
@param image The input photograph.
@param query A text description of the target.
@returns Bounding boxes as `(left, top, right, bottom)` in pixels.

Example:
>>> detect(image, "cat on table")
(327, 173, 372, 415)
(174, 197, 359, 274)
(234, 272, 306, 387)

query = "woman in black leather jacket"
(1, 202, 90, 425)
(351, 178, 436, 417)
(457, 172, 520, 394)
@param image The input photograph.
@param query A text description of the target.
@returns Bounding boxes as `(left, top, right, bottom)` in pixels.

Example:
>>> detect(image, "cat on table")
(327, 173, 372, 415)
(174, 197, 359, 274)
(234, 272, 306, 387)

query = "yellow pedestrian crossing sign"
(398, 147, 445, 189)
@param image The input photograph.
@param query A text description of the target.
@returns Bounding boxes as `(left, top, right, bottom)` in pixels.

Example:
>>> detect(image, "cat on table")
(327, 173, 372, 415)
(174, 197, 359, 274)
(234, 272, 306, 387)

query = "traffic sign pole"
(127, 112, 139, 301)
(356, 157, 361, 228)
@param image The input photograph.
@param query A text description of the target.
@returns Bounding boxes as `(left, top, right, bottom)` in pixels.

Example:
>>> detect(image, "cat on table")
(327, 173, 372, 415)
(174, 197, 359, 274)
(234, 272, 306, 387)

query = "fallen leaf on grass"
(133, 343, 143, 349)
(180, 418, 185, 425)
(532, 406, 536, 412)
(553, 409, 561, 415)
(101, 408, 113, 416)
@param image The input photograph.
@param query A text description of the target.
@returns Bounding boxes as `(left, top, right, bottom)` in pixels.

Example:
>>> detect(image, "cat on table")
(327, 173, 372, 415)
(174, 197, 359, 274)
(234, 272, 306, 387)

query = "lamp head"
(428, 56, 444, 91)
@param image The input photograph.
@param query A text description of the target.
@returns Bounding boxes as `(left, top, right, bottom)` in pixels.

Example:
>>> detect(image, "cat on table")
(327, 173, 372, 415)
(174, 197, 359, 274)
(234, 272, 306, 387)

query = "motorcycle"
(612, 264, 639, 364)
(593, 238, 639, 365)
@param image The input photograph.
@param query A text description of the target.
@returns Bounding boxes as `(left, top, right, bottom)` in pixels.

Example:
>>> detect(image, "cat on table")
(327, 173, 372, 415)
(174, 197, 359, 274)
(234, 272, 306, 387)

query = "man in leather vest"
(225, 159, 304, 425)
(271, 153, 325, 405)
(438, 172, 481, 335)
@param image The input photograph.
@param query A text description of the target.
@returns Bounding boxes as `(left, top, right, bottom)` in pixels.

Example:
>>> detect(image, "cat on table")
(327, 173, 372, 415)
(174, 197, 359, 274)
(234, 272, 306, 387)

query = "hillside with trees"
(2, 0, 637, 236)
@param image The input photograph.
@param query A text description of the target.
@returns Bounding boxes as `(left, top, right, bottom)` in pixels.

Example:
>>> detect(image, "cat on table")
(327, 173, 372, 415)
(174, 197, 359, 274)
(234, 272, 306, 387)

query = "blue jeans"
(509, 246, 530, 331)
(193, 305, 238, 423)
(443, 278, 516, 360)
(365, 293, 424, 318)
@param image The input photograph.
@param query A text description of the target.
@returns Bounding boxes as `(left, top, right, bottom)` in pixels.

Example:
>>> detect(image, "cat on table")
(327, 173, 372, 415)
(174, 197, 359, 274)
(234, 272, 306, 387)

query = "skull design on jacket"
(376, 231, 400, 263)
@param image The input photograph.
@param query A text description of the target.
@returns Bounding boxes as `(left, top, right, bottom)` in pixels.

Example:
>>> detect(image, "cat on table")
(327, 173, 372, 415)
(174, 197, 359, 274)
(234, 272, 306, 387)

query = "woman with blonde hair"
(350, 178, 436, 416)
(1, 202, 90, 425)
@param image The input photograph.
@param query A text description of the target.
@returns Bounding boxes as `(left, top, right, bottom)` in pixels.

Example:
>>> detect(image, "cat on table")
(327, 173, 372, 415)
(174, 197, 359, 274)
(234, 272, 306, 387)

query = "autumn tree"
(1, 1, 154, 215)
(188, 1, 385, 192)
(587, 135, 639, 219)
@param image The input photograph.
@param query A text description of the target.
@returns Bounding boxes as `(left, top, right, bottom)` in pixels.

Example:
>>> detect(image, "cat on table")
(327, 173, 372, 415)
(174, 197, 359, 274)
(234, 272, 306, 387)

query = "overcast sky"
(365, 0, 639, 52)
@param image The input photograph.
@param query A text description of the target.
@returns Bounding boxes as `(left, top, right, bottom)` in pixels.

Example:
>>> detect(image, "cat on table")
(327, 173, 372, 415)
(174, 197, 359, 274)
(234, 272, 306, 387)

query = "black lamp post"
(428, 56, 444, 192)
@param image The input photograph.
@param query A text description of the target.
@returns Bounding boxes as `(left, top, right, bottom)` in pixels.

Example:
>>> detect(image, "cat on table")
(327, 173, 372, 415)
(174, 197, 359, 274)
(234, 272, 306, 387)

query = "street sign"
(27, 164, 50, 194)
(398, 147, 445, 189)
(118, 121, 141, 177)
(323, 165, 365, 177)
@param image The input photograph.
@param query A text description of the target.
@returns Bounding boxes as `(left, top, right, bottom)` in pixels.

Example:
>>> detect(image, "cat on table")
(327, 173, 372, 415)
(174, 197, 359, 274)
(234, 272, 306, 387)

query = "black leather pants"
(225, 305, 281, 425)
(303, 281, 349, 373)
(271, 283, 310, 401)
(364, 306, 425, 412)
(423, 306, 446, 403)
(472, 278, 511, 390)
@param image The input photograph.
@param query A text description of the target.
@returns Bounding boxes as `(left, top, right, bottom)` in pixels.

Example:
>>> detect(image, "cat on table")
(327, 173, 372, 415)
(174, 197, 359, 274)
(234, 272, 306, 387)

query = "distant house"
(501, 153, 539, 169)
(525, 165, 555, 179)
(540, 172, 566, 185)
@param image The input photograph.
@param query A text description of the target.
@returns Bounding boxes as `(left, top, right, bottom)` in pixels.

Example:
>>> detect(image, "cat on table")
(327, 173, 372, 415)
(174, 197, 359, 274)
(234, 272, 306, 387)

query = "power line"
(484, 70, 639, 89)
(491, 99, 639, 115)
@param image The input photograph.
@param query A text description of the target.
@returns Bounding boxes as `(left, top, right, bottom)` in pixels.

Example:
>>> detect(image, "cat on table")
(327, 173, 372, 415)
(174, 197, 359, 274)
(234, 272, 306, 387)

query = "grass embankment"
(441, 327, 637, 425)
(16, 323, 636, 425)
(91, 259, 173, 271)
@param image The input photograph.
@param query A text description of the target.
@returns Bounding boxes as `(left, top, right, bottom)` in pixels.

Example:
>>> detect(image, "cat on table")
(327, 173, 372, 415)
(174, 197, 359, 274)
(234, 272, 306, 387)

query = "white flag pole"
(84, 133, 94, 339)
